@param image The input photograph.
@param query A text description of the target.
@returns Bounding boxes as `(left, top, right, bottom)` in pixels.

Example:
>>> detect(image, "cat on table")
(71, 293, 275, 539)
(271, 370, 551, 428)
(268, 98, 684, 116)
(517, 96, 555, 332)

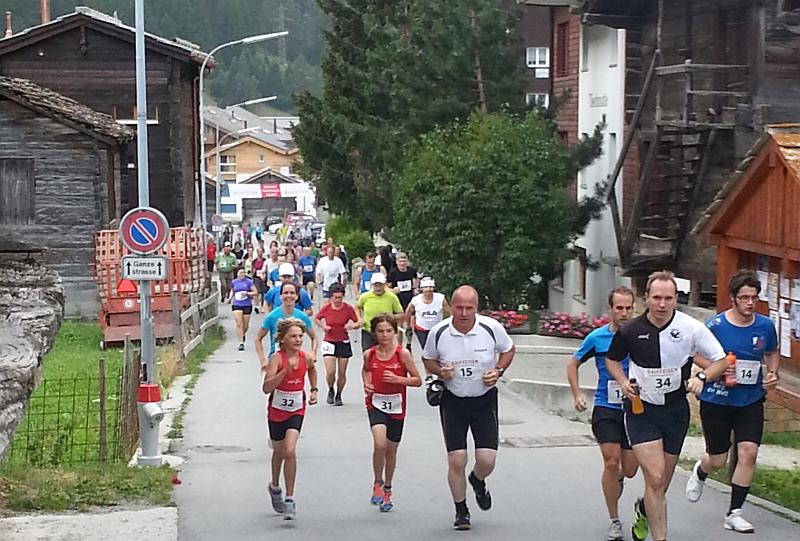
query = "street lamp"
(198, 31, 288, 233)
(227, 96, 277, 109)
(212, 127, 259, 230)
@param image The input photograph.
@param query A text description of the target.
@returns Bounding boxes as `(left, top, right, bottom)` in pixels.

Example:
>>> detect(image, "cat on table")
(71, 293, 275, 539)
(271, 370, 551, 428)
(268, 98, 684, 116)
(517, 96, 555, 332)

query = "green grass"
(762, 431, 800, 450)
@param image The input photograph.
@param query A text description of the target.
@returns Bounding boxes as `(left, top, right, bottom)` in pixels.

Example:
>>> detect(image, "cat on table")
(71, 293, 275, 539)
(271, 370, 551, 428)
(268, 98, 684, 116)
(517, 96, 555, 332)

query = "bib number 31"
(373, 393, 403, 415)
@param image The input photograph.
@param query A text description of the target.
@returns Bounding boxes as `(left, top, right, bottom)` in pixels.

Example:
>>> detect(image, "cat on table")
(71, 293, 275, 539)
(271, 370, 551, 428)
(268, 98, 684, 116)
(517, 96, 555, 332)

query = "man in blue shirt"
(254, 282, 318, 367)
(567, 286, 638, 541)
(298, 246, 318, 300)
(685, 269, 780, 534)
(265, 263, 313, 316)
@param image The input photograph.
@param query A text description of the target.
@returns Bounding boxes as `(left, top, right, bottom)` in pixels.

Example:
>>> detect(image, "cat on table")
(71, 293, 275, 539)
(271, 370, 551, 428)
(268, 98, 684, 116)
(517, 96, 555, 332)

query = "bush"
(326, 215, 362, 244)
(340, 229, 375, 261)
(538, 311, 609, 339)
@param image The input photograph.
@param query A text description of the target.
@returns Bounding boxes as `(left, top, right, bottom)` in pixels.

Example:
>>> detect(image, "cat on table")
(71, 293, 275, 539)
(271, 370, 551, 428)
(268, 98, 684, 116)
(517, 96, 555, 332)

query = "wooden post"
(98, 357, 108, 463)
(688, 280, 702, 307)
(171, 291, 184, 359)
(190, 292, 201, 338)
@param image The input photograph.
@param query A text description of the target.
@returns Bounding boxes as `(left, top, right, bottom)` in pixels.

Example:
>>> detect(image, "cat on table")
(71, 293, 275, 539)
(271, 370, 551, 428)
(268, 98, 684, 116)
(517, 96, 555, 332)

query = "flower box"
(537, 311, 609, 339)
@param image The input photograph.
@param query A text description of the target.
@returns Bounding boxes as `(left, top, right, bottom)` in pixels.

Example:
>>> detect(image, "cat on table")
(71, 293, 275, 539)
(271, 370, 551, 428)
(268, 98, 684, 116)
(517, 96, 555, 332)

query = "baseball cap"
(371, 272, 387, 284)
(278, 263, 295, 276)
(224, 241, 231, 247)
(420, 277, 435, 288)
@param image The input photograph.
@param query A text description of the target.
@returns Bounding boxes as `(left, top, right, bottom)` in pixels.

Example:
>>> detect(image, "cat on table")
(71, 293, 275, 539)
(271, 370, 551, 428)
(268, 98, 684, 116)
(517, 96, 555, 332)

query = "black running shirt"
(607, 310, 724, 405)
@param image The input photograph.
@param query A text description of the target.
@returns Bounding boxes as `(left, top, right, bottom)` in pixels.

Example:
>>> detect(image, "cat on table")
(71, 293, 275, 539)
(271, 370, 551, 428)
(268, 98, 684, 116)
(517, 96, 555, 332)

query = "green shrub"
(326, 215, 361, 244)
(340, 230, 375, 261)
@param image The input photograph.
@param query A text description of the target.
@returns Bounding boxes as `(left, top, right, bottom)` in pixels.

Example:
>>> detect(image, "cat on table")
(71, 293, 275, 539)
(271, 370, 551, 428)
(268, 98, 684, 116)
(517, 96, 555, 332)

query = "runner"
(314, 283, 361, 406)
(265, 245, 281, 287)
(264, 263, 313, 315)
(316, 245, 347, 304)
(684, 269, 780, 533)
(230, 268, 258, 351)
(263, 318, 319, 520)
(362, 313, 422, 512)
(567, 287, 638, 541)
(606, 270, 726, 541)
(422, 285, 515, 531)
(387, 252, 419, 348)
(353, 252, 386, 296)
(406, 277, 450, 358)
(298, 246, 318, 300)
(255, 282, 318, 360)
(215, 241, 237, 303)
(357, 273, 404, 352)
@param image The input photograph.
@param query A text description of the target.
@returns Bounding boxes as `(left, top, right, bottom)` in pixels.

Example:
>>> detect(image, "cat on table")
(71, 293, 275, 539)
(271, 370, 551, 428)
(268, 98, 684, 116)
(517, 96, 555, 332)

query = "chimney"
(4, 11, 12, 38)
(40, 0, 50, 25)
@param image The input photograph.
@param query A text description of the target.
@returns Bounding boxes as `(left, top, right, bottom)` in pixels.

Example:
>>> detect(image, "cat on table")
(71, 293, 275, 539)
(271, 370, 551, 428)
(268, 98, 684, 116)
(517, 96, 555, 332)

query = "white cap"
(420, 277, 435, 288)
(278, 263, 295, 276)
(371, 272, 387, 284)
(223, 241, 232, 247)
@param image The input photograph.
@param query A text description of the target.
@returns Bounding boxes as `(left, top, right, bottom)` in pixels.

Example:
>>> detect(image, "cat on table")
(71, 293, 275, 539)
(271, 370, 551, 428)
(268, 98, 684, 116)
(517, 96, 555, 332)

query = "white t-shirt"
(316, 256, 346, 290)
(423, 315, 514, 397)
(411, 293, 446, 330)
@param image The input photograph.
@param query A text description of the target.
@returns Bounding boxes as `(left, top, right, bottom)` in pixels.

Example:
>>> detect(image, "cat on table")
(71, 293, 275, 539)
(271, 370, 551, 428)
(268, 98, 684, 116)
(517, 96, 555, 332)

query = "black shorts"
(624, 398, 689, 456)
(207, 260, 214, 272)
(368, 409, 404, 443)
(253, 277, 267, 295)
(268, 415, 304, 441)
(361, 329, 377, 352)
(592, 406, 632, 449)
(302, 275, 315, 286)
(322, 341, 353, 359)
(439, 387, 499, 452)
(232, 305, 253, 315)
(699, 399, 764, 455)
(414, 329, 430, 349)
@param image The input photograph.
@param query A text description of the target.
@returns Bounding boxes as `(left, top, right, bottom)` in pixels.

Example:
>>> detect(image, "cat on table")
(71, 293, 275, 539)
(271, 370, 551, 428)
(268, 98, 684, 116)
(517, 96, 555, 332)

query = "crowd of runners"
(213, 233, 781, 538)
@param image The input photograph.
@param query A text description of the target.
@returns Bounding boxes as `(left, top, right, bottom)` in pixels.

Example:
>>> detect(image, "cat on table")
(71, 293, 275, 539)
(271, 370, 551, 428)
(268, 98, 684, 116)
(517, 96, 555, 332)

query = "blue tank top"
(360, 266, 378, 293)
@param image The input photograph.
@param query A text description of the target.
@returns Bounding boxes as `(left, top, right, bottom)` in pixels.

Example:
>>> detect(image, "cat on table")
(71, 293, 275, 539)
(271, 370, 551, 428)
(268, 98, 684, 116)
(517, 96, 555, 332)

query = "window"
(220, 203, 237, 214)
(556, 22, 569, 77)
(553, 265, 564, 290)
(526, 93, 550, 108)
(258, 154, 265, 163)
(577, 247, 588, 300)
(609, 29, 619, 67)
(526, 46, 550, 68)
(608, 132, 618, 180)
(112, 104, 159, 125)
(581, 28, 589, 72)
(0, 158, 35, 225)
(219, 154, 236, 173)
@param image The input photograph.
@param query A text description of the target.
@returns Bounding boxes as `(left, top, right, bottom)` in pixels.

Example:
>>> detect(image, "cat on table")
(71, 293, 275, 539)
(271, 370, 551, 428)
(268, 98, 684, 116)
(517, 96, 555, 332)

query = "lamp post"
(213, 127, 259, 233)
(198, 31, 288, 233)
(227, 96, 277, 109)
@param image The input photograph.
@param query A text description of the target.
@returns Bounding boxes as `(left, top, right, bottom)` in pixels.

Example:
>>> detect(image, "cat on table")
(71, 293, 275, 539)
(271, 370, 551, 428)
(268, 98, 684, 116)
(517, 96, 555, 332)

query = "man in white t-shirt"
(316, 244, 346, 302)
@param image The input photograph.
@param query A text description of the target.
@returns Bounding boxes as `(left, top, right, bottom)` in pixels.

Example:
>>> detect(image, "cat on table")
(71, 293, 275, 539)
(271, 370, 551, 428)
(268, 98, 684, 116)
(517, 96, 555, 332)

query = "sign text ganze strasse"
(121, 256, 168, 281)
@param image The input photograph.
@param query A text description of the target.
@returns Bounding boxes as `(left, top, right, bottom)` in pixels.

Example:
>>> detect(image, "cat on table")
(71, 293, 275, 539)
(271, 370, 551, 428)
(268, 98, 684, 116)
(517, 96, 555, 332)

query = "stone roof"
(0, 76, 134, 143)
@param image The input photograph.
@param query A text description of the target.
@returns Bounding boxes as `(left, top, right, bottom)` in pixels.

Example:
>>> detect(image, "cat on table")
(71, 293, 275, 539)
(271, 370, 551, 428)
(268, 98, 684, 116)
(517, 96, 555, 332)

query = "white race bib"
(321, 341, 335, 356)
(453, 359, 481, 381)
(364, 281, 371, 290)
(642, 367, 682, 395)
(398, 280, 412, 292)
(272, 389, 303, 412)
(372, 393, 403, 414)
(303, 265, 314, 273)
(736, 359, 761, 385)
(234, 291, 248, 301)
(607, 380, 623, 404)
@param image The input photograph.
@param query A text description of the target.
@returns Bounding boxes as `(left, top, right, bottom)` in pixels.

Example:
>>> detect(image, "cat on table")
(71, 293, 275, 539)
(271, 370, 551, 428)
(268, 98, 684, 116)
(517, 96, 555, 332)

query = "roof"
(0, 76, 134, 144)
(205, 105, 297, 151)
(0, 239, 43, 254)
(214, 134, 298, 156)
(240, 167, 301, 185)
(0, 7, 212, 67)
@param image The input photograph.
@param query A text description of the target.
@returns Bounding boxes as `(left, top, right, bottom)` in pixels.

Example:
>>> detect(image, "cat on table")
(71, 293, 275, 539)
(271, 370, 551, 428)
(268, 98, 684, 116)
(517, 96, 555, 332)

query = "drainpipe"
(40, 0, 50, 25)
(4, 11, 12, 38)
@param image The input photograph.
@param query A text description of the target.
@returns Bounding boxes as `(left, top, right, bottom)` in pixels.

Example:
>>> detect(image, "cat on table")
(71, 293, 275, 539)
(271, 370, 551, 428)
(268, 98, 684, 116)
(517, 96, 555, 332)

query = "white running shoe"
(685, 460, 705, 503)
(724, 509, 754, 533)
(269, 485, 285, 514)
(607, 519, 623, 541)
(284, 499, 296, 520)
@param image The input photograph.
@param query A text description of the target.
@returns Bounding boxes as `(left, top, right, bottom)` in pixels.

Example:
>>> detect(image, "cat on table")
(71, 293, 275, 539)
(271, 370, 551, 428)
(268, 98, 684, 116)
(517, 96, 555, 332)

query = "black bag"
(426, 378, 445, 407)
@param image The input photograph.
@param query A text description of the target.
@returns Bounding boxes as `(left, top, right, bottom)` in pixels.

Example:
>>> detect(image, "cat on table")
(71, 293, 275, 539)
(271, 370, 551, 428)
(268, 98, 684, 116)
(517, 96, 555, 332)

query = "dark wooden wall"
(0, 24, 198, 227)
(519, 4, 552, 96)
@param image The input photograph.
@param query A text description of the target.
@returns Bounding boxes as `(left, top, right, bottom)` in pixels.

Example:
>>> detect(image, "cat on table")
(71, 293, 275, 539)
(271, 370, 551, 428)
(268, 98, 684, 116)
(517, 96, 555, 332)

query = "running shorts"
(368, 409, 404, 443)
(268, 414, 304, 441)
(439, 387, 499, 452)
(361, 329, 377, 352)
(591, 406, 631, 449)
(414, 329, 430, 350)
(302, 275, 315, 286)
(232, 305, 253, 315)
(699, 398, 764, 455)
(322, 341, 353, 359)
(623, 397, 689, 456)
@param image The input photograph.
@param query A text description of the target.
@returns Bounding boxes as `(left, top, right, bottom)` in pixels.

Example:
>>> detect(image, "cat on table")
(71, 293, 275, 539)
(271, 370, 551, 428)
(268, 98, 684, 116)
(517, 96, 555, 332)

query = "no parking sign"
(119, 207, 169, 254)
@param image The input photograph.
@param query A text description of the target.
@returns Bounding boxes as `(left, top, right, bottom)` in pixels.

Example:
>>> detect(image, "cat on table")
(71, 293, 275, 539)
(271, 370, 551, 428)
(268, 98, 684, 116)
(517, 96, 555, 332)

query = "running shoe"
(607, 519, 623, 541)
(379, 487, 394, 512)
(283, 499, 296, 520)
(334, 395, 343, 407)
(685, 460, 705, 503)
(269, 485, 285, 514)
(453, 510, 471, 531)
(327, 388, 335, 405)
(468, 471, 492, 510)
(724, 509, 754, 533)
(238, 342, 245, 351)
(631, 498, 648, 541)
(371, 481, 384, 505)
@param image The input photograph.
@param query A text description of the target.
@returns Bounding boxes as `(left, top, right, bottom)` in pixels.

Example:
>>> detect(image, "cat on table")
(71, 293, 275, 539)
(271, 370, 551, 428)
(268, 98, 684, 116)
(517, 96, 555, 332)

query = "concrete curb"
(516, 344, 574, 354)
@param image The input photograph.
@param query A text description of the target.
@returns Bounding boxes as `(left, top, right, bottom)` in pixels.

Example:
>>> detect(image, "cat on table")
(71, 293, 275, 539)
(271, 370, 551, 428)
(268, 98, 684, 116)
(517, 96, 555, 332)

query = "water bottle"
(630, 378, 645, 415)
(724, 352, 737, 387)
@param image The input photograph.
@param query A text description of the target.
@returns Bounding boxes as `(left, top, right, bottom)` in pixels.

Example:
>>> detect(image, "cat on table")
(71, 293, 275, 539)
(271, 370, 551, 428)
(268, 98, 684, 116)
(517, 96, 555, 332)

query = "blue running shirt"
(574, 324, 629, 410)
(700, 312, 777, 407)
(298, 255, 316, 278)
(261, 307, 313, 355)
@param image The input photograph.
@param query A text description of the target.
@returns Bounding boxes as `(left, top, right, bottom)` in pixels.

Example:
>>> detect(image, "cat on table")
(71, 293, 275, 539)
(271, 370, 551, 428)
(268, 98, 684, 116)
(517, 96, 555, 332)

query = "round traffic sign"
(211, 214, 224, 227)
(119, 207, 169, 255)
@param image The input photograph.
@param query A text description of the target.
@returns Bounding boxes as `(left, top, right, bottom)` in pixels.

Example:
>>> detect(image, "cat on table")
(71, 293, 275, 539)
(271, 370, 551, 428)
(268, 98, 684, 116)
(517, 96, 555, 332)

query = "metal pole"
(134, 0, 161, 467)
(215, 121, 221, 245)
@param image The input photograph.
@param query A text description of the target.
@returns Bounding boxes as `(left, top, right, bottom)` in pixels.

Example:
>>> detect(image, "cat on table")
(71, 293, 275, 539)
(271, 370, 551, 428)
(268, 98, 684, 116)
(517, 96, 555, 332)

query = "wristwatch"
(496, 367, 506, 378)
(695, 372, 708, 383)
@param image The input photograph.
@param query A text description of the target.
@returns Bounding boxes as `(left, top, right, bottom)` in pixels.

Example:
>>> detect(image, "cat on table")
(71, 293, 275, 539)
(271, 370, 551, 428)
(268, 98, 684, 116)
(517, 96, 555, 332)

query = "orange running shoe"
(370, 481, 384, 505)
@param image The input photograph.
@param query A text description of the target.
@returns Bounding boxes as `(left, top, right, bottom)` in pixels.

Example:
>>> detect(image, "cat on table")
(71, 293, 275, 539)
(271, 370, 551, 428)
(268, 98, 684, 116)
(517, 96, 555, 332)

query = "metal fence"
(3, 339, 140, 467)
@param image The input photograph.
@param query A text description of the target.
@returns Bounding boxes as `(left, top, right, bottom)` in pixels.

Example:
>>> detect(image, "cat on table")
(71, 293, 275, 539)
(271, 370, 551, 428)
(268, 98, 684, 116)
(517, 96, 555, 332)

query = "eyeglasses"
(735, 295, 759, 302)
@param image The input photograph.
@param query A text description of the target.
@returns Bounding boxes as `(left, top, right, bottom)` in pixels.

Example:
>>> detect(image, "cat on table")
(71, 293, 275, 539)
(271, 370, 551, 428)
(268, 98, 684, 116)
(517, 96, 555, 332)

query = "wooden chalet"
(0, 7, 212, 227)
(578, 0, 800, 295)
(697, 124, 800, 416)
(0, 76, 133, 317)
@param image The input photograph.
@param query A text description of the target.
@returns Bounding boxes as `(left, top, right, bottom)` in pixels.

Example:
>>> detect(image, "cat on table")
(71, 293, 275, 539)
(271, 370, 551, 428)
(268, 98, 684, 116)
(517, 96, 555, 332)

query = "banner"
(227, 183, 312, 199)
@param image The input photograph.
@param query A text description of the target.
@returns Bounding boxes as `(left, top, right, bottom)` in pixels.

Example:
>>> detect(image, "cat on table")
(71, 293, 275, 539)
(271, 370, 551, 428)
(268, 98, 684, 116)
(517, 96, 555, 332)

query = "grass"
(763, 431, 800, 450)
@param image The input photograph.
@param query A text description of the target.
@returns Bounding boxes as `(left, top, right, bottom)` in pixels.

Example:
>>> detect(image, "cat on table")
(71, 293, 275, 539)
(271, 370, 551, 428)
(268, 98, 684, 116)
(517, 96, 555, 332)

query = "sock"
(697, 465, 709, 482)
(384, 485, 392, 492)
(729, 484, 750, 513)
(611, 517, 620, 523)
(455, 500, 468, 514)
(639, 498, 647, 517)
(469, 471, 485, 489)
(270, 484, 280, 493)
(285, 496, 294, 502)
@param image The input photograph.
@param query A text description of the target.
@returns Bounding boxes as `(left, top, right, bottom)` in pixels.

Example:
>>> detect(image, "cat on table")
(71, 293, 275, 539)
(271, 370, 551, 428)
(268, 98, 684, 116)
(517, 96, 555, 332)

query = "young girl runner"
(362, 313, 422, 512)
(263, 318, 319, 520)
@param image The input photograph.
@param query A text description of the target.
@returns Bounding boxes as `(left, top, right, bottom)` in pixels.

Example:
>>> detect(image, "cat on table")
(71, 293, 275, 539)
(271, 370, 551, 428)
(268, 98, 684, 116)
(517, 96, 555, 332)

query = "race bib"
(453, 359, 481, 381)
(372, 393, 403, 414)
(736, 359, 761, 385)
(364, 281, 371, 290)
(272, 389, 303, 412)
(303, 265, 314, 273)
(642, 367, 681, 395)
(321, 341, 335, 356)
(398, 280, 412, 292)
(234, 291, 248, 301)
(607, 380, 623, 404)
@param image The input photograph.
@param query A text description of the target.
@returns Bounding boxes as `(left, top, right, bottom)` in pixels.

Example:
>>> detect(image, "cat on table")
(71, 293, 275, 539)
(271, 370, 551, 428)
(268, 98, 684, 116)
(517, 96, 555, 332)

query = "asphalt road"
(174, 306, 800, 541)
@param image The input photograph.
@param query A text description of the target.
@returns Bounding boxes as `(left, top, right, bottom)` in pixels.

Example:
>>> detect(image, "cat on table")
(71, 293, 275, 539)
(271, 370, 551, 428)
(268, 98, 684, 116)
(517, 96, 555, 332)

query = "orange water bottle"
(629, 378, 645, 415)
(724, 352, 737, 387)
